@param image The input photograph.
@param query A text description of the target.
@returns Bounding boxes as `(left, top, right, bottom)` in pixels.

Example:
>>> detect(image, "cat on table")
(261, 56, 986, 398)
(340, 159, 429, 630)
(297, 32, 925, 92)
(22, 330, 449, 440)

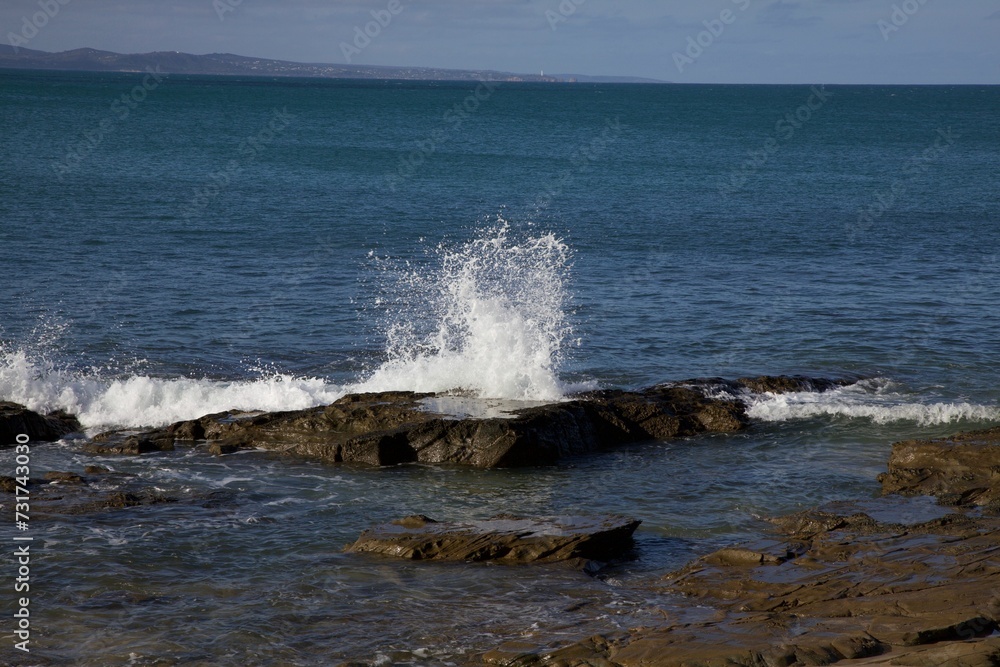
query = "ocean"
(1, 69, 999, 664)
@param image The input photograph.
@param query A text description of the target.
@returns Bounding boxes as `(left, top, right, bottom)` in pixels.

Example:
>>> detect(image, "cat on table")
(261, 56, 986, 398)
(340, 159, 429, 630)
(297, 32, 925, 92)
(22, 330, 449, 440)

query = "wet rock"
(885, 637, 1000, 667)
(0, 476, 46, 492)
(879, 427, 1000, 509)
(0, 467, 177, 516)
(44, 471, 86, 484)
(0, 402, 81, 446)
(734, 375, 853, 394)
(207, 442, 241, 456)
(346, 514, 641, 565)
(84, 433, 177, 455)
(493, 510, 1000, 666)
(702, 546, 789, 567)
(86, 376, 849, 467)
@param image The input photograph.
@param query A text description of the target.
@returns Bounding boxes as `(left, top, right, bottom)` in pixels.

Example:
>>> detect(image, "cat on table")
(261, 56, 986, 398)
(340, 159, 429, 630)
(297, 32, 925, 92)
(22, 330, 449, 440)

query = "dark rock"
(99, 491, 176, 510)
(44, 471, 85, 484)
(735, 375, 853, 394)
(86, 376, 849, 468)
(208, 442, 241, 456)
(0, 476, 46, 492)
(84, 465, 110, 474)
(2, 467, 178, 515)
(84, 433, 176, 455)
(0, 402, 81, 446)
(346, 514, 641, 565)
(879, 427, 1000, 509)
(103, 386, 746, 468)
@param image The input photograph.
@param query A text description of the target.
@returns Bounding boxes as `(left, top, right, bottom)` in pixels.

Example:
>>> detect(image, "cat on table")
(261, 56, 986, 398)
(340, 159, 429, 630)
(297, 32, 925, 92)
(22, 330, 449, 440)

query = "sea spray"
(355, 221, 575, 401)
(0, 343, 344, 431)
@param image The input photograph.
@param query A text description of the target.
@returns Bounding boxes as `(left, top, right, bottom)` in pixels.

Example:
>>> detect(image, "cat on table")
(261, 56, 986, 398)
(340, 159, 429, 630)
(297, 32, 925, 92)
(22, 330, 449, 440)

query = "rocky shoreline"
(3, 376, 1000, 665)
(78, 375, 845, 468)
(483, 425, 1000, 666)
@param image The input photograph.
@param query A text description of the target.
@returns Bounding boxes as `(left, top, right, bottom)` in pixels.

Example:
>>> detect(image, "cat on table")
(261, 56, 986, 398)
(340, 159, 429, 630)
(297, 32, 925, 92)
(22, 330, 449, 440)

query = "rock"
(0, 466, 181, 516)
(489, 508, 1000, 666)
(0, 402, 81, 446)
(84, 433, 176, 455)
(702, 546, 789, 567)
(345, 514, 641, 565)
(734, 375, 853, 394)
(96, 376, 848, 469)
(44, 471, 85, 484)
(879, 427, 1000, 509)
(208, 442, 241, 456)
(886, 637, 1000, 666)
(0, 476, 46, 493)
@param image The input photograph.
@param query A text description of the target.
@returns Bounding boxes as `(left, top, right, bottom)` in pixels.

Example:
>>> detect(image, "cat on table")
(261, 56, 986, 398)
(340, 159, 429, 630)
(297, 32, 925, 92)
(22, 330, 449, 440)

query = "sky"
(1, 0, 997, 84)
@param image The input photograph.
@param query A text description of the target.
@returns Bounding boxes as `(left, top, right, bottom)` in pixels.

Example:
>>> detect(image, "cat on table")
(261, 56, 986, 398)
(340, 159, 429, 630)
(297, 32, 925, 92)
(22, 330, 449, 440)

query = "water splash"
(0, 343, 345, 432)
(354, 220, 575, 401)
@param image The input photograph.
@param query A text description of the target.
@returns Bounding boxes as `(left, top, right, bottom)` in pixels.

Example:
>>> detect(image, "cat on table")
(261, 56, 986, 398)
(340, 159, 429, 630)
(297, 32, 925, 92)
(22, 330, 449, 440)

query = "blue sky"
(2, 0, 997, 83)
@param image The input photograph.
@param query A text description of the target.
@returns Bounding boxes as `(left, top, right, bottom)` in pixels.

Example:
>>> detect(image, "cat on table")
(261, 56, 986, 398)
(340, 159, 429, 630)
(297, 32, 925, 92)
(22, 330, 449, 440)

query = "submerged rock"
(92, 376, 847, 468)
(484, 423, 1000, 667)
(0, 402, 81, 446)
(487, 508, 1000, 666)
(345, 514, 641, 565)
(879, 426, 1000, 509)
(0, 468, 178, 515)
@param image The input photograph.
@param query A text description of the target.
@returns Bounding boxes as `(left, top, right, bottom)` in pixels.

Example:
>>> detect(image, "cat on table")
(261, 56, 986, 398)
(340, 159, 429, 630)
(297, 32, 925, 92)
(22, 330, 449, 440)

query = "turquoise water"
(1, 70, 999, 664)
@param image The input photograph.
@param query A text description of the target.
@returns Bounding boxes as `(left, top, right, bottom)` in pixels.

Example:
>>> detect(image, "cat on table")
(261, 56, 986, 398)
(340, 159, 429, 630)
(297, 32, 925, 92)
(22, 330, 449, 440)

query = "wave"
(4, 344, 998, 433)
(354, 220, 575, 401)
(742, 379, 1000, 426)
(0, 347, 345, 432)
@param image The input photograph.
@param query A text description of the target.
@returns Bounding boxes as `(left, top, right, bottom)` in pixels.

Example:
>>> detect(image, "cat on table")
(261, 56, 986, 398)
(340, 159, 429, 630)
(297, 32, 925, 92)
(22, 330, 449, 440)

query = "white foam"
(744, 380, 1000, 426)
(0, 346, 345, 431)
(354, 220, 574, 401)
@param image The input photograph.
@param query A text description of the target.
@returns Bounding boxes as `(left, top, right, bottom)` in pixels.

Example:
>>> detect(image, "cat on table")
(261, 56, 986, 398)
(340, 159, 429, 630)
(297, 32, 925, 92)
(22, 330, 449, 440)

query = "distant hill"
(0, 46, 664, 83)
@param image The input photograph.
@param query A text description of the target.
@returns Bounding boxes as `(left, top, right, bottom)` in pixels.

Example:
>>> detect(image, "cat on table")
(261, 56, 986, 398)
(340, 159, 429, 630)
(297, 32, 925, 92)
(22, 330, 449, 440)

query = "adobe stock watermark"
(877, 0, 931, 41)
(7, 0, 71, 54)
(341, 0, 406, 64)
(180, 107, 296, 219)
(851, 127, 958, 238)
(718, 85, 834, 197)
(213, 0, 244, 22)
(673, 0, 752, 74)
(546, 0, 587, 31)
(12, 434, 32, 653)
(385, 81, 500, 192)
(52, 67, 168, 179)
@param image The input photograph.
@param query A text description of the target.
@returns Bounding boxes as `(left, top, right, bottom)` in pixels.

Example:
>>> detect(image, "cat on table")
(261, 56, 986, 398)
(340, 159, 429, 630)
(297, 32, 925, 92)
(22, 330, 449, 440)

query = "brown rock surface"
(89, 376, 846, 468)
(346, 514, 641, 565)
(879, 426, 1000, 509)
(484, 508, 1000, 666)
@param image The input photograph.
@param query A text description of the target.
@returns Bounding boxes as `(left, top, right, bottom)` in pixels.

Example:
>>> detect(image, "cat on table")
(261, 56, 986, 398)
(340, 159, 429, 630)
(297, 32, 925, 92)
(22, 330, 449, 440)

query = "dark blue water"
(1, 70, 999, 664)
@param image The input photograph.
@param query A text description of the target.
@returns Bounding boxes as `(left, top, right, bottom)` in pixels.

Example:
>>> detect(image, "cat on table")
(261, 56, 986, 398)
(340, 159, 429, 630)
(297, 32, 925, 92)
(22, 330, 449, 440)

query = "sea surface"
(1, 70, 999, 665)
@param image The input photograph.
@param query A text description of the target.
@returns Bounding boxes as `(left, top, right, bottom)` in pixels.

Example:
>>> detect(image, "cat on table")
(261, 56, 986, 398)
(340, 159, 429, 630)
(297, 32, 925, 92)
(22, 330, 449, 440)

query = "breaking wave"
(354, 220, 576, 401)
(743, 378, 1000, 426)
(0, 346, 345, 432)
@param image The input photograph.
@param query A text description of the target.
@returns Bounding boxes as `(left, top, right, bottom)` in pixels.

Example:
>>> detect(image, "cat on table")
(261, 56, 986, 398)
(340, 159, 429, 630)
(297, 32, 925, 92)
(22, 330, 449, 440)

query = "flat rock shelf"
(345, 515, 642, 566)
